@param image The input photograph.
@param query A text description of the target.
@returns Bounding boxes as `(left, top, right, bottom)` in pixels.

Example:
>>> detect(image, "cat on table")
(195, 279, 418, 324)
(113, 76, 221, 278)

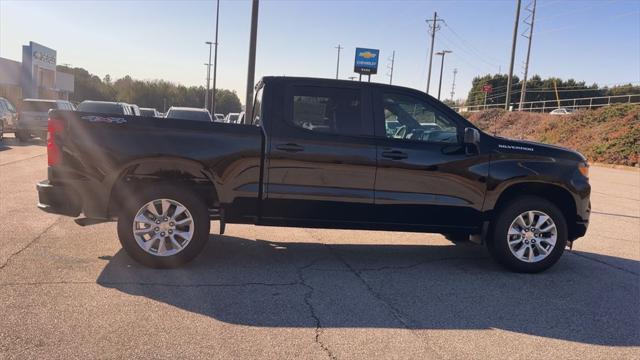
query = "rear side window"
(290, 86, 367, 136)
(77, 102, 126, 115)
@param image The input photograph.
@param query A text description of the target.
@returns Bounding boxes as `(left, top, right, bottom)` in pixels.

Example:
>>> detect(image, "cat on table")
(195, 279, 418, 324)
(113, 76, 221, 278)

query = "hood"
(494, 136, 587, 162)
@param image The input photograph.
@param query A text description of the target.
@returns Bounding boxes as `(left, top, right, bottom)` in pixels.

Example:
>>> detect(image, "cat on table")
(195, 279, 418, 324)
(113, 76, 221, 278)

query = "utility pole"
(244, 0, 259, 124)
(426, 12, 444, 94)
(435, 50, 451, 100)
(553, 80, 561, 108)
(204, 42, 213, 110)
(450, 68, 458, 101)
(505, 0, 521, 110)
(387, 50, 395, 85)
(334, 44, 343, 79)
(348, 76, 356, 81)
(518, 0, 536, 111)
(211, 0, 220, 115)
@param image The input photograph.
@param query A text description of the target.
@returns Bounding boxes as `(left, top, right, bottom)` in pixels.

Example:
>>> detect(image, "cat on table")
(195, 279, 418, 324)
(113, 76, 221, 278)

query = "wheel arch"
(490, 181, 578, 238)
(107, 156, 220, 218)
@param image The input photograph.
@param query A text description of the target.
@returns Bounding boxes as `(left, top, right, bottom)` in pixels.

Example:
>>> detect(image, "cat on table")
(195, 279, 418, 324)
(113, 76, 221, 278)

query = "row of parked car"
(0, 97, 245, 141)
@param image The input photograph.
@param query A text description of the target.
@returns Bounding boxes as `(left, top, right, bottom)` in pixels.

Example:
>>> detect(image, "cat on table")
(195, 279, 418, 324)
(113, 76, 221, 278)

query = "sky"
(1, 0, 639, 104)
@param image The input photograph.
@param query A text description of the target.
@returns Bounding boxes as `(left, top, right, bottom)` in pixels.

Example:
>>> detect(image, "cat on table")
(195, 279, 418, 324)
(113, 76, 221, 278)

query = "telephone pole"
(518, 0, 536, 111)
(426, 12, 444, 94)
(436, 50, 451, 100)
(505, 0, 521, 110)
(387, 50, 395, 85)
(211, 0, 220, 115)
(450, 68, 458, 101)
(244, 0, 259, 124)
(334, 44, 343, 79)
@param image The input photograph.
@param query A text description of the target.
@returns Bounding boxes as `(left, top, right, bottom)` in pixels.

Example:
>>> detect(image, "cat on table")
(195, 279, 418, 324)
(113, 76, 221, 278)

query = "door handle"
(276, 143, 305, 152)
(381, 150, 408, 160)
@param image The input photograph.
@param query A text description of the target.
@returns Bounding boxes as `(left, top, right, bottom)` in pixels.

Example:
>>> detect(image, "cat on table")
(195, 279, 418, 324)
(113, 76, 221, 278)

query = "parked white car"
(550, 108, 574, 115)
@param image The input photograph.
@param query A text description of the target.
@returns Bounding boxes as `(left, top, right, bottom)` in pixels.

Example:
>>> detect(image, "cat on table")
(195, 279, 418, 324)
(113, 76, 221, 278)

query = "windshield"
(166, 109, 212, 122)
(139, 109, 156, 117)
(22, 100, 57, 113)
(77, 102, 126, 115)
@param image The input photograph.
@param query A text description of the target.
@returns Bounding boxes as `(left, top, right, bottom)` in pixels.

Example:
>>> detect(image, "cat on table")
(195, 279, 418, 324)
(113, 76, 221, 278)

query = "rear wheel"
(117, 184, 210, 268)
(488, 196, 567, 273)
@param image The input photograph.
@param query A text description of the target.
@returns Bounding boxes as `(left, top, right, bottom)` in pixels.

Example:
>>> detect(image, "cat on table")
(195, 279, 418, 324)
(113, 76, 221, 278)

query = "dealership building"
(0, 41, 74, 106)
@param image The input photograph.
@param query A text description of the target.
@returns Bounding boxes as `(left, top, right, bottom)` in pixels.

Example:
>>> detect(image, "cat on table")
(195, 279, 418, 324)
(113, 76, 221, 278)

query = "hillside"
(463, 104, 640, 167)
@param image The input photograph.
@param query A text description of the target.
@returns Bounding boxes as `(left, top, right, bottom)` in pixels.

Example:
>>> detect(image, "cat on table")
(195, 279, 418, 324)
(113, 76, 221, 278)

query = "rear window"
(139, 109, 156, 117)
(77, 102, 126, 115)
(22, 100, 57, 113)
(166, 109, 212, 122)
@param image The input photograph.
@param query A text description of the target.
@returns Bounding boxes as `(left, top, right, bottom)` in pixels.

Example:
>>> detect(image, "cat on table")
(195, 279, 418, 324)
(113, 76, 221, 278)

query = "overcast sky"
(1, 0, 639, 103)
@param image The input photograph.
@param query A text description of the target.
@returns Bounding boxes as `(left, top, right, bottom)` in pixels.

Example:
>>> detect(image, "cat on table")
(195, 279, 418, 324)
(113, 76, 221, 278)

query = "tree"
(214, 89, 242, 114)
(56, 65, 242, 113)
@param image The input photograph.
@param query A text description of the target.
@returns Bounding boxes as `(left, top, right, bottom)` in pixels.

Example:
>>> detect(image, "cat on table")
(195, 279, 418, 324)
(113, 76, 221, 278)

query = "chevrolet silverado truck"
(37, 77, 590, 272)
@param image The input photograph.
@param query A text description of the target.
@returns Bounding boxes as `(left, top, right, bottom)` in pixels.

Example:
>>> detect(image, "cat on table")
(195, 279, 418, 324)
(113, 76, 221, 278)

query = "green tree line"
(466, 74, 640, 109)
(57, 65, 242, 114)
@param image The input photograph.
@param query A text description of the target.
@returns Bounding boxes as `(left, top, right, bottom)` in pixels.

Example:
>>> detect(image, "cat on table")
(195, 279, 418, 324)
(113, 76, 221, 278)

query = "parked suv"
(0, 97, 18, 140)
(17, 99, 75, 141)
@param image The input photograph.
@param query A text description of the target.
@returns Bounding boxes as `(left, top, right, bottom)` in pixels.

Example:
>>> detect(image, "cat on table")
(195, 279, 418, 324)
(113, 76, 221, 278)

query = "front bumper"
(37, 180, 81, 217)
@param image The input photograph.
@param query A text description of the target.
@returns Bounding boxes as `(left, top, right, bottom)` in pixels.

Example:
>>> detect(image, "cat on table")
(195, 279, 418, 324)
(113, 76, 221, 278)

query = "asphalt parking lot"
(1, 134, 638, 359)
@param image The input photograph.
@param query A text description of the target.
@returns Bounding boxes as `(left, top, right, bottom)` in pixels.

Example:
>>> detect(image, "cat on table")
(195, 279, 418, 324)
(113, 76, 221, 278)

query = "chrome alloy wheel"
(132, 199, 194, 257)
(507, 210, 557, 263)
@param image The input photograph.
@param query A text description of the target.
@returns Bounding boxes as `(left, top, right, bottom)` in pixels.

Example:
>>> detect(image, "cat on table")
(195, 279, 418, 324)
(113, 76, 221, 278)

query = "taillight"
(47, 117, 65, 166)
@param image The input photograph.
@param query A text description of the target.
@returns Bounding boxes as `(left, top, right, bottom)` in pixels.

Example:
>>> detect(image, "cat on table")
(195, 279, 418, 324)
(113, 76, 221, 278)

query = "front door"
(373, 89, 487, 230)
(263, 81, 377, 225)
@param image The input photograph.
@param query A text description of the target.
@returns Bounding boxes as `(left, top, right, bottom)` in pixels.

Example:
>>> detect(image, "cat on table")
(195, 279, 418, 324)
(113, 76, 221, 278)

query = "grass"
(464, 104, 640, 166)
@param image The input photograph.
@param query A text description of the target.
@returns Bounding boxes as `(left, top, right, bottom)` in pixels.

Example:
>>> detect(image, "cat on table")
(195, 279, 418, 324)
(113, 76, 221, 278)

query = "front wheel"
(488, 196, 567, 273)
(117, 184, 211, 268)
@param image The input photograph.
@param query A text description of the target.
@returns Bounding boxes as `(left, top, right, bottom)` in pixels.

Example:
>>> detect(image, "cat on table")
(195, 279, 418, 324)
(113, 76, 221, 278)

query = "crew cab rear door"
(262, 80, 377, 224)
(372, 87, 486, 230)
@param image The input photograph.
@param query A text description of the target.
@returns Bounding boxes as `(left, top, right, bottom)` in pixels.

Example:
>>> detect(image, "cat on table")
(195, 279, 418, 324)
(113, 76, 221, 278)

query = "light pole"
(435, 50, 451, 100)
(211, 0, 220, 115)
(204, 41, 213, 110)
(245, 0, 259, 124)
(334, 44, 343, 79)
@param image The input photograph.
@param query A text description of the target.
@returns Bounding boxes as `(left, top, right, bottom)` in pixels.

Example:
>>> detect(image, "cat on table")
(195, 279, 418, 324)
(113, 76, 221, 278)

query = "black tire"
(117, 184, 210, 268)
(487, 196, 567, 273)
(0, 122, 4, 141)
(15, 130, 30, 142)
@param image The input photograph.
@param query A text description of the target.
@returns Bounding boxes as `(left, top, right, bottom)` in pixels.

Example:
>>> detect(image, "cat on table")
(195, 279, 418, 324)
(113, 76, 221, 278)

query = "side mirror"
(463, 127, 480, 146)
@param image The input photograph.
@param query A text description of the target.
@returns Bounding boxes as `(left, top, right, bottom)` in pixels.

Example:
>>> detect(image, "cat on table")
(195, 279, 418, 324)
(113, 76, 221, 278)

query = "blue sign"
(354, 48, 379, 75)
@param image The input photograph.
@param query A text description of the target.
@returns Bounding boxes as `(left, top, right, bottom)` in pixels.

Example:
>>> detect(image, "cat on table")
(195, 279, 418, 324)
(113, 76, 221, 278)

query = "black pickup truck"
(37, 77, 590, 272)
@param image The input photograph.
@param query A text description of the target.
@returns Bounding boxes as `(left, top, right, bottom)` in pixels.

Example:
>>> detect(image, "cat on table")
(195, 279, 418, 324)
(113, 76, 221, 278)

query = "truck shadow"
(96, 234, 639, 347)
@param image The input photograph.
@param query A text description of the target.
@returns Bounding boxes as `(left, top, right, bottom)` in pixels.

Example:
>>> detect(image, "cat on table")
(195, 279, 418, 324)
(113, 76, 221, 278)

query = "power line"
(441, 20, 503, 65)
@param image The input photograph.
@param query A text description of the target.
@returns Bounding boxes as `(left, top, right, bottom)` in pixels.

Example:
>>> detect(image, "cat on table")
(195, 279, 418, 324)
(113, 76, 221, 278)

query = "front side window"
(291, 86, 366, 136)
(382, 93, 459, 143)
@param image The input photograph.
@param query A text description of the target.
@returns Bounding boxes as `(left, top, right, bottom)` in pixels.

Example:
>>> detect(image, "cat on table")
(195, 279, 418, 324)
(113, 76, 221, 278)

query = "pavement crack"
(324, 244, 445, 360)
(358, 256, 488, 272)
(295, 257, 338, 360)
(0, 280, 301, 288)
(0, 217, 60, 271)
(569, 252, 639, 276)
(0, 153, 46, 167)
